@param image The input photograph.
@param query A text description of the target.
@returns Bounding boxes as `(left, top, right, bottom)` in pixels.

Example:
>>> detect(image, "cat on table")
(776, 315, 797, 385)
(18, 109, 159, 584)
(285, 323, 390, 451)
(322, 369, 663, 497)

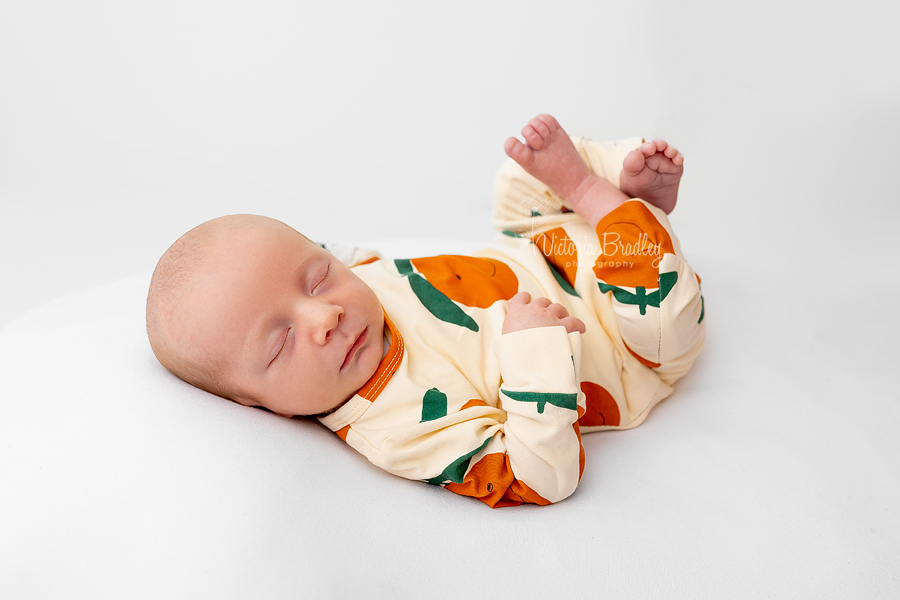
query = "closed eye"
(268, 328, 289, 367)
(312, 263, 330, 293)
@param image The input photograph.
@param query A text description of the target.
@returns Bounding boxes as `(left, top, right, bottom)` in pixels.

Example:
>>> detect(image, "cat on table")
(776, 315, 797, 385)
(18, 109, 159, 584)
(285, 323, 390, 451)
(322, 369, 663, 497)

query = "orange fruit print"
(410, 255, 519, 308)
(444, 452, 551, 508)
(532, 227, 578, 289)
(578, 381, 620, 427)
(593, 202, 675, 289)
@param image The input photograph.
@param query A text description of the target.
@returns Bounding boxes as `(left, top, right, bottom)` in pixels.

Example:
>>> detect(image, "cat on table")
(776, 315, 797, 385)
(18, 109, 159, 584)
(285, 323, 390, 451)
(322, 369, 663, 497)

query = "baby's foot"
(504, 114, 630, 228)
(619, 139, 684, 214)
(503, 114, 595, 203)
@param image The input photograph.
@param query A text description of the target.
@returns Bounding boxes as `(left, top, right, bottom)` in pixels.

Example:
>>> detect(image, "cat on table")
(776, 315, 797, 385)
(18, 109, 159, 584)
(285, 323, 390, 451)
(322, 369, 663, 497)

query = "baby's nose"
(313, 303, 343, 345)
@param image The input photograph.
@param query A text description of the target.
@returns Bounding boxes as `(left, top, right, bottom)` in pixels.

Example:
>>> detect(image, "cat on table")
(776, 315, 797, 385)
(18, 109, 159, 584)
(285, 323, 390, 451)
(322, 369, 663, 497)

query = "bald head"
(146, 214, 303, 399)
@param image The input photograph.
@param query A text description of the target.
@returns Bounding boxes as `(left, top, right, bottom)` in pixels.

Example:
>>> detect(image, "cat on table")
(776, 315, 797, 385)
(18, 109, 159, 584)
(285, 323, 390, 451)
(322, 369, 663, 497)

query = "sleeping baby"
(146, 114, 706, 507)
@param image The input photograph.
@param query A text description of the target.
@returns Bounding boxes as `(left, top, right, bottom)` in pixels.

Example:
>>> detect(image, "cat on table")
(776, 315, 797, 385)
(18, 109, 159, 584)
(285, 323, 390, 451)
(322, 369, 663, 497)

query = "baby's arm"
(372, 296, 588, 508)
(490, 294, 587, 504)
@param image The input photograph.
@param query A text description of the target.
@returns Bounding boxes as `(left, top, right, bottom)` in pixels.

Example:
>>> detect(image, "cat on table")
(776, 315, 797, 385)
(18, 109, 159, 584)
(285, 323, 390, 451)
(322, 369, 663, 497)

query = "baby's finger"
(561, 316, 586, 334)
(531, 296, 552, 308)
(509, 291, 531, 305)
(547, 302, 570, 320)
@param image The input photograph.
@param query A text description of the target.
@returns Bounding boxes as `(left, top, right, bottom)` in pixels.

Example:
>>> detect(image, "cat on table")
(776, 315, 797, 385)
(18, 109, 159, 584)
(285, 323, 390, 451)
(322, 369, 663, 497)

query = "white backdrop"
(2, 0, 899, 598)
(4, 0, 896, 330)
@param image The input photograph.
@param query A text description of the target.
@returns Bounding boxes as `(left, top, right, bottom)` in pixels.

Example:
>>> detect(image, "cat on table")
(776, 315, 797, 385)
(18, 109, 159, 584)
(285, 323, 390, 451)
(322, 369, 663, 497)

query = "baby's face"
(185, 218, 384, 416)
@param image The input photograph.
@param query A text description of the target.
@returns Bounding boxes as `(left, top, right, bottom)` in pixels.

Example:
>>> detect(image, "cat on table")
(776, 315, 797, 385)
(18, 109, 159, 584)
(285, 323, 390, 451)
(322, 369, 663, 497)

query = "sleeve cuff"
(494, 326, 581, 394)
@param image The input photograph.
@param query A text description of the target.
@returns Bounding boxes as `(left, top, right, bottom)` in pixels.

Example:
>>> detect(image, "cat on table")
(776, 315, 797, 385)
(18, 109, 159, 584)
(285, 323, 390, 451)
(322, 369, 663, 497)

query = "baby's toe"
(536, 114, 560, 135)
(640, 141, 658, 157)
(651, 139, 670, 154)
(521, 125, 544, 150)
(530, 116, 552, 140)
(623, 148, 646, 174)
(504, 137, 534, 165)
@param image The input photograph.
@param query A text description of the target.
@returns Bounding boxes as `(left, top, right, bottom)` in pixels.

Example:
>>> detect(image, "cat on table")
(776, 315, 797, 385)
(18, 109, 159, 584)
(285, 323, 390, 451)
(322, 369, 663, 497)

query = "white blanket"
(2, 235, 897, 598)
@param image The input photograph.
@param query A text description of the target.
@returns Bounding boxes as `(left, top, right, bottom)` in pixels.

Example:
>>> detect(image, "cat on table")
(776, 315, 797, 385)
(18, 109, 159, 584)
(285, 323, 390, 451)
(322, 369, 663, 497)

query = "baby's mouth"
(341, 327, 367, 370)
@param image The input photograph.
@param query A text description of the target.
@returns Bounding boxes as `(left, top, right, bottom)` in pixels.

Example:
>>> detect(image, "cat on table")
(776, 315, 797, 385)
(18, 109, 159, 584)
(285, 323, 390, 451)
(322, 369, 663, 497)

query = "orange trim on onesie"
(355, 311, 404, 402)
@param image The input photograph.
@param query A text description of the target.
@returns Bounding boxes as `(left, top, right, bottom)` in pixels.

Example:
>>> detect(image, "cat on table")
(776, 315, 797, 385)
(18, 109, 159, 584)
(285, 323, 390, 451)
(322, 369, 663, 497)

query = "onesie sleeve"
(592, 199, 706, 384)
(371, 326, 586, 508)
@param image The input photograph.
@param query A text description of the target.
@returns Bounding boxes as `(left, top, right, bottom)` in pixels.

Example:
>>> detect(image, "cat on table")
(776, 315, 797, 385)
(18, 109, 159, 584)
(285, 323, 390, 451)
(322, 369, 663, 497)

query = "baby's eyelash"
(313, 264, 330, 292)
(270, 329, 289, 366)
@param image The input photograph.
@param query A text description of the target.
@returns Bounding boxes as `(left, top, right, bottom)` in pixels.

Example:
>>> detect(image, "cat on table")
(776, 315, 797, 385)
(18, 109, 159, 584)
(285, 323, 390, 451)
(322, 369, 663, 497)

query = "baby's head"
(146, 215, 384, 416)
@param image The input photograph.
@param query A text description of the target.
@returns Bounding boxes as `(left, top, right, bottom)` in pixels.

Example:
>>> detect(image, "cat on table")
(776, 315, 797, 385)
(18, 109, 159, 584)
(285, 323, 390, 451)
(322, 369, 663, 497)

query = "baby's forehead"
(218, 216, 295, 241)
(193, 222, 324, 308)
(206, 218, 310, 259)
(181, 221, 306, 337)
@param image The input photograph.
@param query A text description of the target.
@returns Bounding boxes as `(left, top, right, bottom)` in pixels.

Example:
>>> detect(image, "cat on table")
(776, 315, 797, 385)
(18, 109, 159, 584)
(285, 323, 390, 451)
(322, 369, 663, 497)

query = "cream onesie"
(317, 136, 706, 507)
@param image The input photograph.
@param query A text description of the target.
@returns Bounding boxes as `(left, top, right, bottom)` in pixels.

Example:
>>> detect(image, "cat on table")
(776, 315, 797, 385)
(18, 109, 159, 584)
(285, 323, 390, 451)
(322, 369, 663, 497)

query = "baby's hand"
(502, 292, 586, 335)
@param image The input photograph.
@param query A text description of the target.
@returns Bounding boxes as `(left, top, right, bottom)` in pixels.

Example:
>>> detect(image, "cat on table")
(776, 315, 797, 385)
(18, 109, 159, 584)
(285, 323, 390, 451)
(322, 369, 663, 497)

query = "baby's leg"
(504, 115, 628, 230)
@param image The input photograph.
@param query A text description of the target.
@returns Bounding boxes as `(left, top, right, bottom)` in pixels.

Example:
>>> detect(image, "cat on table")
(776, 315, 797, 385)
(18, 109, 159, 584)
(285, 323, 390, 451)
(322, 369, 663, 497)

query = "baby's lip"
(341, 327, 367, 370)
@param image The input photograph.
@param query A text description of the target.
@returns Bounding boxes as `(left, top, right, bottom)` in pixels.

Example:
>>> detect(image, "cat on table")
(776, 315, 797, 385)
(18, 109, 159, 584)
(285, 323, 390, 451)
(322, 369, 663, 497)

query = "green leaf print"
(544, 258, 579, 297)
(424, 437, 492, 486)
(395, 258, 415, 275)
(502, 390, 578, 413)
(421, 387, 448, 423)
(394, 259, 479, 332)
(597, 271, 678, 315)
